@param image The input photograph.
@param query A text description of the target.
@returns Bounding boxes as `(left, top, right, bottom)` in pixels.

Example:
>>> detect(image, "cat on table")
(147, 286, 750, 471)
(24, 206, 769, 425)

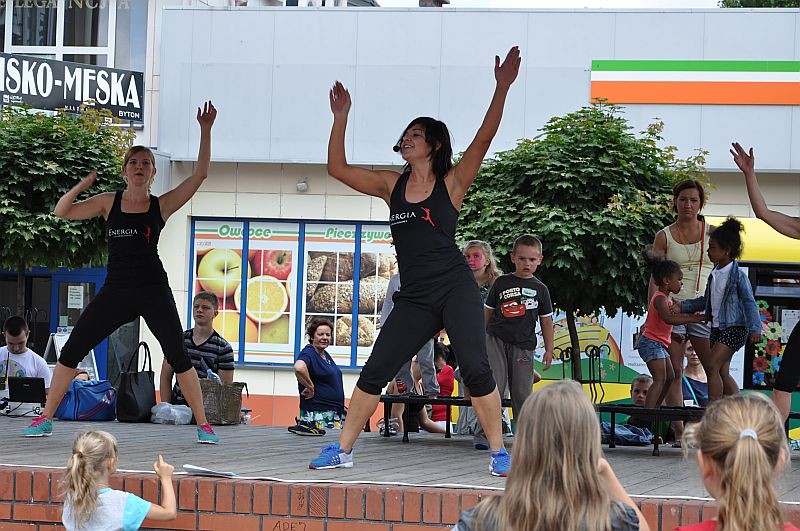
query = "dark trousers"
(59, 283, 193, 374)
(357, 277, 496, 398)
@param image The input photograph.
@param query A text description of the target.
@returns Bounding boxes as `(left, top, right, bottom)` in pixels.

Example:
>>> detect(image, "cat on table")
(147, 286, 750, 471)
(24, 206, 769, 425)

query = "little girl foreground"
(61, 431, 176, 531)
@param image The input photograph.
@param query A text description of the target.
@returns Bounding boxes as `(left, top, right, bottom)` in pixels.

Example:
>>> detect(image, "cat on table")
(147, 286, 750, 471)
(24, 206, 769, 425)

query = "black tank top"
(105, 191, 167, 287)
(389, 171, 472, 287)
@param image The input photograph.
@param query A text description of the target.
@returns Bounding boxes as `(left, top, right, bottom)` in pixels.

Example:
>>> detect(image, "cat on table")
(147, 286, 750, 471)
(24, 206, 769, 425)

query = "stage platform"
(2, 415, 800, 529)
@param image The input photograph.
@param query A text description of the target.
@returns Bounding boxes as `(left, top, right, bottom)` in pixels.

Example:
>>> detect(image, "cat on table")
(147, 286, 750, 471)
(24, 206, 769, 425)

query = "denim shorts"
(638, 336, 669, 363)
(672, 320, 712, 340)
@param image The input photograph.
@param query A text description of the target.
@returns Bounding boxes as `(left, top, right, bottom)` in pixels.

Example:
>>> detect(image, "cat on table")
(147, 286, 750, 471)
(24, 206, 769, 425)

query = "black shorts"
(709, 326, 748, 352)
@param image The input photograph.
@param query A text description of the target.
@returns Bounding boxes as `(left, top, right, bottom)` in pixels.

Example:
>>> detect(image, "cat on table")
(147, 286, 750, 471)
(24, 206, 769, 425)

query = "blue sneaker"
(23, 416, 52, 437)
(490, 448, 510, 477)
(197, 424, 219, 444)
(309, 443, 353, 469)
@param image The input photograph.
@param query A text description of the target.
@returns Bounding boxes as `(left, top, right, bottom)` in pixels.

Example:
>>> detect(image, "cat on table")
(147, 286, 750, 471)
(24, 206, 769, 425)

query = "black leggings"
(59, 283, 193, 374)
(357, 277, 496, 397)
(773, 323, 800, 392)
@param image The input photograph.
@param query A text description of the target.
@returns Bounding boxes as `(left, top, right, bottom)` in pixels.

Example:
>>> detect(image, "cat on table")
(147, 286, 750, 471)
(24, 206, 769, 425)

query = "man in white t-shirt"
(1, 316, 51, 407)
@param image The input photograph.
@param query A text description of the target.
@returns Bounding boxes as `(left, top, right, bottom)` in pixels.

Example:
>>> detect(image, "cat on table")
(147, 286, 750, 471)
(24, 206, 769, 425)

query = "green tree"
(0, 106, 134, 316)
(459, 102, 707, 381)
(719, 0, 800, 6)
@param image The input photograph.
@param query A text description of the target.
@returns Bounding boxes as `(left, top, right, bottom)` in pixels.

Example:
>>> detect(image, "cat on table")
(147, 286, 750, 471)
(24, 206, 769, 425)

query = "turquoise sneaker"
(197, 423, 219, 444)
(23, 416, 52, 437)
(309, 443, 353, 469)
(490, 448, 510, 477)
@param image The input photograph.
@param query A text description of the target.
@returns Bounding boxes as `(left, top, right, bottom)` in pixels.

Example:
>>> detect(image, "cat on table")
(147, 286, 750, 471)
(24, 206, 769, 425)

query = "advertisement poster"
(356, 225, 398, 366)
(241, 222, 299, 364)
(302, 224, 359, 366)
(191, 221, 246, 353)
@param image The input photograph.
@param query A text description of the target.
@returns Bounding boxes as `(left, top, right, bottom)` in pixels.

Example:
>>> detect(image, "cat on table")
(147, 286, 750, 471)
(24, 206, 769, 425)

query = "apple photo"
(196, 248, 251, 299)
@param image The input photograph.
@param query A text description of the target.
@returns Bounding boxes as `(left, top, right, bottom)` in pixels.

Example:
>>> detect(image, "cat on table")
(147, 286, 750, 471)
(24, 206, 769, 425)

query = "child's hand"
(196, 101, 217, 130)
(543, 350, 553, 370)
(153, 455, 174, 480)
(692, 314, 709, 323)
(749, 332, 762, 345)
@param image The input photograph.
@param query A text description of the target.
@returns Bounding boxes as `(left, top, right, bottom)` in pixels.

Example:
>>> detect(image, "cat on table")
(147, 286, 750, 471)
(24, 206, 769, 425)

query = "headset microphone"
(392, 138, 402, 153)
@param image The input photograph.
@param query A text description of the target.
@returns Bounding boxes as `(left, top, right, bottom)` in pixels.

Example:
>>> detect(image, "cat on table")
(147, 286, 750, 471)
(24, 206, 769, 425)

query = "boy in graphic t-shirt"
(483, 234, 554, 427)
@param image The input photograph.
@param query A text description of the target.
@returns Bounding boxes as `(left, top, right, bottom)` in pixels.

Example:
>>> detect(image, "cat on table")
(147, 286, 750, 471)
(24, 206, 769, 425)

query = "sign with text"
(0, 53, 144, 122)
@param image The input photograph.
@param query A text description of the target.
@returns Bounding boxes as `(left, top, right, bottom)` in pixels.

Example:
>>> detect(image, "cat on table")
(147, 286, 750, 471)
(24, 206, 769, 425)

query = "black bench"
(596, 403, 706, 456)
(378, 394, 514, 443)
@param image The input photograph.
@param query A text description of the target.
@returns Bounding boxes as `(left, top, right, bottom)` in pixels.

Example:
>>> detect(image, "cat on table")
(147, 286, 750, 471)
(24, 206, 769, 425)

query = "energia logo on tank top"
(108, 224, 152, 243)
(390, 207, 436, 227)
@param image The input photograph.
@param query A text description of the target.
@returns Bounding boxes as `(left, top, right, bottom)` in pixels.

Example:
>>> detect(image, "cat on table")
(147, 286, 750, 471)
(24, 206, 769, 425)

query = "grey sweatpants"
(474, 334, 535, 440)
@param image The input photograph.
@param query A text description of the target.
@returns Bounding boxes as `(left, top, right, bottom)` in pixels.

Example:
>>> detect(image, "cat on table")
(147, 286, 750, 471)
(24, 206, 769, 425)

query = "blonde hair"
(684, 394, 788, 531)
(471, 381, 627, 531)
(61, 430, 118, 529)
(462, 240, 502, 285)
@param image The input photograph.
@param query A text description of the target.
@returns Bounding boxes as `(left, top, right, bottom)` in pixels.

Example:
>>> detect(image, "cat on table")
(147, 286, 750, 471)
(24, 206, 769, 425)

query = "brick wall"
(2, 466, 800, 530)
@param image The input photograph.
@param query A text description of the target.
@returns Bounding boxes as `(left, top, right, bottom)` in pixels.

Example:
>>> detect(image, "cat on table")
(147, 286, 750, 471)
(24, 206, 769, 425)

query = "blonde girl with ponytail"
(453, 380, 649, 531)
(61, 430, 176, 530)
(677, 394, 795, 531)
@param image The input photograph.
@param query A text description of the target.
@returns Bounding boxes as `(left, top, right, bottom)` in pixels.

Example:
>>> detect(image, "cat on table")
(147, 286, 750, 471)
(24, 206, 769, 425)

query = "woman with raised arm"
(731, 142, 800, 423)
(23, 102, 220, 444)
(309, 47, 521, 477)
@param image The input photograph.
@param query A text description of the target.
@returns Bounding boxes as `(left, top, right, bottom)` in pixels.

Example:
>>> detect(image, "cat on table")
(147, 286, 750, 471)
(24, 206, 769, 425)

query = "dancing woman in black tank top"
(23, 102, 220, 444)
(309, 47, 521, 477)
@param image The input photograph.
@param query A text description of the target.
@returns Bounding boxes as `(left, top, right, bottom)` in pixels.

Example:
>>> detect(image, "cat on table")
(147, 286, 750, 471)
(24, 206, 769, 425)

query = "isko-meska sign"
(0, 53, 144, 122)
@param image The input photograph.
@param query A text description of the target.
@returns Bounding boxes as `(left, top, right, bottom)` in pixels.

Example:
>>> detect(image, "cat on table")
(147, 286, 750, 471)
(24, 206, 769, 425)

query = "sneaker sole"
(490, 469, 508, 477)
(24, 432, 52, 438)
(309, 462, 354, 470)
(198, 439, 218, 445)
(289, 430, 325, 436)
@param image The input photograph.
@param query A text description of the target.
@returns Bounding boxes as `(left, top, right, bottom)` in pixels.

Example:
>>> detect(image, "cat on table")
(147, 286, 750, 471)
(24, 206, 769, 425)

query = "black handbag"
(116, 341, 156, 423)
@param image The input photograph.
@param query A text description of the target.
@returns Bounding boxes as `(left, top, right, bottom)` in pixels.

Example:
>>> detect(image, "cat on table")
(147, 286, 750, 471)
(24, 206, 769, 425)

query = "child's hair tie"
(75, 451, 84, 458)
(739, 428, 758, 441)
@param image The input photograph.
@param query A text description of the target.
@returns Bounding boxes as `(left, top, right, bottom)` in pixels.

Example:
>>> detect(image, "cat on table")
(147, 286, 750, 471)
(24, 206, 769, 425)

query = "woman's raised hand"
(495, 46, 521, 89)
(730, 142, 755, 176)
(196, 101, 217, 130)
(329, 81, 351, 117)
(77, 171, 97, 192)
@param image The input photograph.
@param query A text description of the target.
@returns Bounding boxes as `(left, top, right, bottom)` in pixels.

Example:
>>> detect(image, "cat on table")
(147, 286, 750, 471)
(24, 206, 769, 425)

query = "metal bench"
(596, 403, 706, 456)
(378, 394, 514, 443)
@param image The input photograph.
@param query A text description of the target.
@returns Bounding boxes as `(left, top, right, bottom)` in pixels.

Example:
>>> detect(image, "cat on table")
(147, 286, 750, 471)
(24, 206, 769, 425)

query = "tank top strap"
(148, 194, 163, 222)
(110, 191, 123, 215)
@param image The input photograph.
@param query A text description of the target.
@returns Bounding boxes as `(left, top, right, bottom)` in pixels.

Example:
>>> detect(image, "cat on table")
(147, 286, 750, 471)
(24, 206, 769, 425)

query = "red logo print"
(143, 225, 152, 243)
(420, 207, 435, 227)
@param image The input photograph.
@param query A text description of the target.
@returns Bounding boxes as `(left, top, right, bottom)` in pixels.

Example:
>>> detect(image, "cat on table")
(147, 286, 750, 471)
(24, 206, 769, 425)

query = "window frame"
(188, 216, 395, 370)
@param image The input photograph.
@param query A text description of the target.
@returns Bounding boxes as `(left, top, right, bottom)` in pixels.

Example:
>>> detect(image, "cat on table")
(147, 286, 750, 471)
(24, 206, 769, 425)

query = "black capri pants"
(59, 283, 194, 374)
(773, 322, 800, 392)
(357, 275, 497, 398)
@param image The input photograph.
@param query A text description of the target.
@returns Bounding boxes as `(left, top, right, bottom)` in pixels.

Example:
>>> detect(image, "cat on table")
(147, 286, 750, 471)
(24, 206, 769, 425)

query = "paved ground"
(2, 415, 800, 501)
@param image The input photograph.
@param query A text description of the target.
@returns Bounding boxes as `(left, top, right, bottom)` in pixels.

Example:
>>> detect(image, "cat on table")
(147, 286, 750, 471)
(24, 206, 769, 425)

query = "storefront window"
(113, 0, 147, 71)
(1, 6, 6, 53)
(189, 219, 395, 368)
(12, 5, 57, 46)
(64, 3, 109, 47)
(62, 54, 107, 66)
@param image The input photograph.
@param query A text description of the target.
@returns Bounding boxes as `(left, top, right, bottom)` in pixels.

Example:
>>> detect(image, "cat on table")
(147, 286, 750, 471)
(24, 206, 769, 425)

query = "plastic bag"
(150, 402, 193, 425)
(601, 421, 653, 446)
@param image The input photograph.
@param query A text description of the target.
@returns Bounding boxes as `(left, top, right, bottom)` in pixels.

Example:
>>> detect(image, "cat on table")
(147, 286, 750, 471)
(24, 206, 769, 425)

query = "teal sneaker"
(309, 443, 353, 469)
(23, 416, 52, 437)
(490, 448, 510, 477)
(197, 423, 219, 444)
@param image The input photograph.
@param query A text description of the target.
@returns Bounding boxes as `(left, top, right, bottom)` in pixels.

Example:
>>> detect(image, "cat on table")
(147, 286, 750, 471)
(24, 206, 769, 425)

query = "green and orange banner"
(590, 60, 800, 105)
